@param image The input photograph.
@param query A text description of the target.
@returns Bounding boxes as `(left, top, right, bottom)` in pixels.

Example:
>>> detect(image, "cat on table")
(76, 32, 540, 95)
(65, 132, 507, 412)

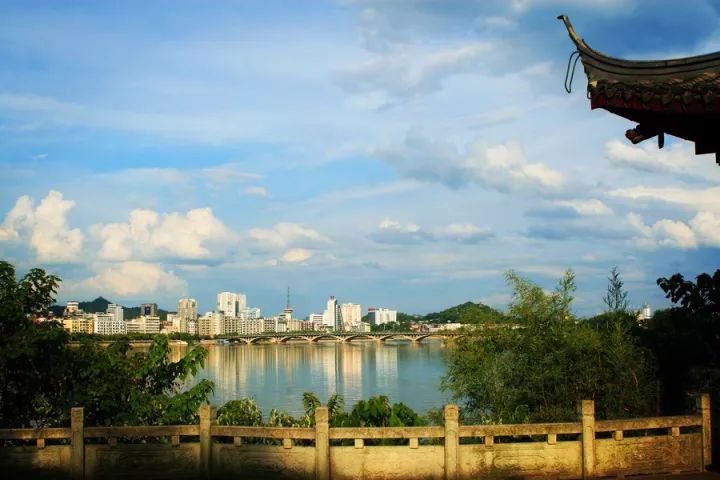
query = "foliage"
(0, 261, 213, 427)
(217, 398, 263, 426)
(0, 261, 70, 427)
(640, 269, 720, 414)
(443, 269, 655, 423)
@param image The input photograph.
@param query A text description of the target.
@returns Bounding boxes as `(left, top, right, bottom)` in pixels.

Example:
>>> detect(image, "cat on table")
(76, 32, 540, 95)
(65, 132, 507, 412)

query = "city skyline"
(1, 2, 719, 317)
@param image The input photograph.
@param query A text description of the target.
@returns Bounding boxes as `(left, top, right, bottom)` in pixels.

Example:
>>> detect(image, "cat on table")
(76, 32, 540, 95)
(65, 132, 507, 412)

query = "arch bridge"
(220, 331, 464, 345)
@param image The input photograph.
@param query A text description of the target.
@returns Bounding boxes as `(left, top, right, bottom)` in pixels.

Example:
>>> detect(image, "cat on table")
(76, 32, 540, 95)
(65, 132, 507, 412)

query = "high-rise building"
(62, 314, 94, 334)
(367, 307, 397, 326)
(177, 298, 197, 334)
(322, 296, 344, 331)
(341, 303, 362, 330)
(140, 303, 158, 317)
(216, 292, 247, 318)
(107, 304, 124, 323)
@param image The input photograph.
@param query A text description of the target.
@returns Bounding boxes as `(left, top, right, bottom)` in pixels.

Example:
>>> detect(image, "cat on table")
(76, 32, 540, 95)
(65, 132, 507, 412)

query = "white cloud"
(555, 199, 613, 216)
(71, 261, 186, 297)
(374, 130, 566, 193)
(282, 248, 313, 263)
(92, 207, 235, 261)
(626, 213, 698, 250)
(606, 140, 720, 181)
(607, 185, 720, 214)
(371, 219, 492, 244)
(243, 186, 269, 197)
(334, 42, 491, 101)
(0, 191, 83, 262)
(248, 222, 327, 251)
(688, 211, 720, 247)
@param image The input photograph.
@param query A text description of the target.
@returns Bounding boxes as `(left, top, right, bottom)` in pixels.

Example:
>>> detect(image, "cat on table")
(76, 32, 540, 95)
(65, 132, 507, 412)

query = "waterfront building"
(341, 303, 362, 330)
(323, 296, 344, 331)
(367, 307, 397, 326)
(94, 313, 126, 335)
(140, 303, 158, 317)
(165, 313, 180, 333)
(62, 314, 94, 334)
(126, 315, 160, 334)
(216, 292, 247, 318)
(243, 307, 262, 319)
(198, 312, 224, 337)
(188, 319, 198, 336)
(237, 318, 264, 335)
(352, 322, 372, 332)
(177, 298, 197, 333)
(287, 319, 304, 331)
(107, 304, 124, 323)
(64, 301, 80, 316)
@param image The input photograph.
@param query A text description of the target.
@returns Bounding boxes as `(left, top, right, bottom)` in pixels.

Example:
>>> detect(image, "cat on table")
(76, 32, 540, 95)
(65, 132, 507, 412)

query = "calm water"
(174, 340, 450, 416)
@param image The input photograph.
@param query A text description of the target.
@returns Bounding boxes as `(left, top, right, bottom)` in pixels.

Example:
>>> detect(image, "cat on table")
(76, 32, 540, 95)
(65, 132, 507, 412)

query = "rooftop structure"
(559, 15, 720, 163)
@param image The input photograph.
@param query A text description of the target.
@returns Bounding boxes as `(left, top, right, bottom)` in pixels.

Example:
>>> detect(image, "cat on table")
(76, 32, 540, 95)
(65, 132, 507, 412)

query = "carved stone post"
(315, 406, 330, 480)
(579, 400, 595, 479)
(199, 404, 217, 480)
(70, 407, 84, 480)
(699, 393, 712, 470)
(444, 404, 459, 480)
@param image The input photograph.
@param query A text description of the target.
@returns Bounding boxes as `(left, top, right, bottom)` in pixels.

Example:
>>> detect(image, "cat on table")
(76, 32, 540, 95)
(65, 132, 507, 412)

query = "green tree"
(603, 267, 629, 313)
(217, 398, 263, 426)
(443, 269, 655, 423)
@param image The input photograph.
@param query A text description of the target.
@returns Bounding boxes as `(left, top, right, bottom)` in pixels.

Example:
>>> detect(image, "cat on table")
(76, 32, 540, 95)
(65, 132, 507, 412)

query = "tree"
(443, 269, 655, 423)
(0, 261, 213, 427)
(603, 267, 629, 313)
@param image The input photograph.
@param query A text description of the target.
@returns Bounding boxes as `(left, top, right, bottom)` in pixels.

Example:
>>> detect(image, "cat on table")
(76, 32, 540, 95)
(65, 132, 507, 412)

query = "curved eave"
(558, 15, 720, 77)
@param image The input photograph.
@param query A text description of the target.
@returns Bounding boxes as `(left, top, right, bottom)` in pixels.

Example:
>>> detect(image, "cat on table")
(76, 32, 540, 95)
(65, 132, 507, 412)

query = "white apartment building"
(237, 318, 263, 335)
(323, 296, 344, 331)
(107, 304, 124, 323)
(216, 292, 247, 318)
(94, 313, 126, 335)
(367, 307, 397, 326)
(341, 303, 362, 330)
(188, 319, 198, 336)
(243, 307, 262, 319)
(263, 317, 287, 333)
(198, 312, 224, 337)
(126, 315, 160, 334)
(287, 319, 304, 331)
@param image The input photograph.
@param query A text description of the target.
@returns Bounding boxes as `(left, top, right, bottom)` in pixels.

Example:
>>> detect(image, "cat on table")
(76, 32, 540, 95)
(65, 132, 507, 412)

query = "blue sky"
(1, 0, 719, 318)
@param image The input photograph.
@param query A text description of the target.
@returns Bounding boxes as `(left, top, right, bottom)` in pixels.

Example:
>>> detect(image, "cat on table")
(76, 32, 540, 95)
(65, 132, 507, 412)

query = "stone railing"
(0, 395, 711, 480)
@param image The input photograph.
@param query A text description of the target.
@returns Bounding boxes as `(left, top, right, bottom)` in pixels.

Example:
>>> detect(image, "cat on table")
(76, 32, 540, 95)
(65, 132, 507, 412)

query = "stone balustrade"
(0, 394, 711, 479)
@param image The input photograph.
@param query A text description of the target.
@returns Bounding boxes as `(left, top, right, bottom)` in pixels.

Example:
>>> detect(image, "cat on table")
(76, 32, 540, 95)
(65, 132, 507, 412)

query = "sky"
(1, 0, 719, 318)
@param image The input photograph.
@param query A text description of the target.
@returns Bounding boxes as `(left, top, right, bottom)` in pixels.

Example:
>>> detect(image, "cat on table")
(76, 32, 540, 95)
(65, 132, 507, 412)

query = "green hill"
(424, 301, 505, 324)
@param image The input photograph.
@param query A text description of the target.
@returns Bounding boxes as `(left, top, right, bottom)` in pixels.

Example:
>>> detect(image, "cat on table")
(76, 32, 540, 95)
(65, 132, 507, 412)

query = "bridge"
(216, 331, 464, 345)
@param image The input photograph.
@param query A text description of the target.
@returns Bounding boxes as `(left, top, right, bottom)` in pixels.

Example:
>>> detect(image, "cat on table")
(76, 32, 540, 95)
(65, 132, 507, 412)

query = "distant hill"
(50, 296, 172, 320)
(361, 301, 504, 325)
(424, 301, 504, 324)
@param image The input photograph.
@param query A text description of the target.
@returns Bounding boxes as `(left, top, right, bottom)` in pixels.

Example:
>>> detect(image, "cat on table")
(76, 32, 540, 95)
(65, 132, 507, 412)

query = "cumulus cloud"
(626, 213, 699, 250)
(248, 222, 327, 251)
(605, 140, 720, 182)
(370, 218, 492, 245)
(72, 261, 186, 296)
(92, 207, 235, 262)
(0, 190, 83, 262)
(373, 130, 565, 193)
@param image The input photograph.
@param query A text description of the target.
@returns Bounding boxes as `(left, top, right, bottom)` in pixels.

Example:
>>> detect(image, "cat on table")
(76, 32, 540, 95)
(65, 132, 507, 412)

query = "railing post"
(70, 407, 84, 480)
(444, 404, 459, 480)
(199, 404, 217, 480)
(315, 406, 330, 480)
(699, 393, 712, 470)
(579, 400, 595, 479)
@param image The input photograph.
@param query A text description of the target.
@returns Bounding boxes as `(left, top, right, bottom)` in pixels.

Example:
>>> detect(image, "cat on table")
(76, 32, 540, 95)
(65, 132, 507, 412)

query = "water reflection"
(178, 340, 449, 416)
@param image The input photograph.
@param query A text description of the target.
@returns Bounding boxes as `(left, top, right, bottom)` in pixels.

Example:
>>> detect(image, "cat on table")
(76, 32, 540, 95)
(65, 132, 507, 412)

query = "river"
(174, 340, 450, 417)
